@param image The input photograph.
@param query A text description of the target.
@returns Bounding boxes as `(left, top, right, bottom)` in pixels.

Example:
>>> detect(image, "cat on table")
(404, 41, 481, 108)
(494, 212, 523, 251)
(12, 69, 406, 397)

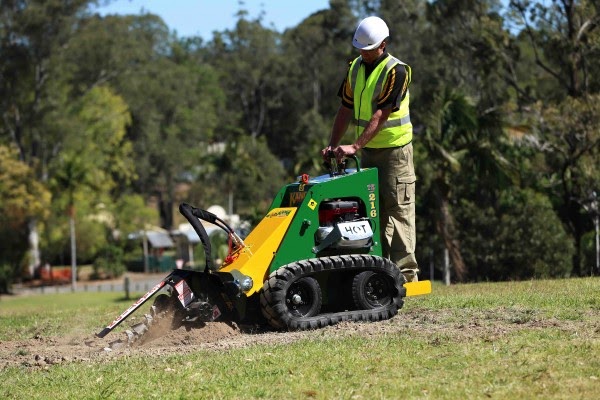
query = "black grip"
(96, 327, 112, 338)
(179, 203, 213, 271)
(191, 207, 218, 224)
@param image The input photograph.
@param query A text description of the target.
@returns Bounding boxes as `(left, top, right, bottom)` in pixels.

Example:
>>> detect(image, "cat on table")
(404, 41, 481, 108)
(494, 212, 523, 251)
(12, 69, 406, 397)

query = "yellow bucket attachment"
(404, 280, 432, 297)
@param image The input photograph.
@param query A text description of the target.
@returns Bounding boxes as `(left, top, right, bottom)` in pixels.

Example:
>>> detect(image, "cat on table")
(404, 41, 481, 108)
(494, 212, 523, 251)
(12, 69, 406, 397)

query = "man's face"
(359, 43, 384, 64)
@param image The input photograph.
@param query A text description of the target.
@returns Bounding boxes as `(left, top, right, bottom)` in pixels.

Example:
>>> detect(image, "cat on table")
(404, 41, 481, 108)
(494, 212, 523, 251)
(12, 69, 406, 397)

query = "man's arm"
(334, 107, 392, 158)
(321, 105, 353, 159)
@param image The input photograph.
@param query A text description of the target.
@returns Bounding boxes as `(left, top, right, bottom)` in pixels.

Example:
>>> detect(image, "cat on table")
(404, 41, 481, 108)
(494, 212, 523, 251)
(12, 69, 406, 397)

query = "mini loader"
(97, 158, 431, 342)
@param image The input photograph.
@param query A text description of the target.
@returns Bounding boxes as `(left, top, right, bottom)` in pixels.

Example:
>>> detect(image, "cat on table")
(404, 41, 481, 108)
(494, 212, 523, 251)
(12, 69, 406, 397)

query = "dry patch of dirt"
(1, 307, 595, 370)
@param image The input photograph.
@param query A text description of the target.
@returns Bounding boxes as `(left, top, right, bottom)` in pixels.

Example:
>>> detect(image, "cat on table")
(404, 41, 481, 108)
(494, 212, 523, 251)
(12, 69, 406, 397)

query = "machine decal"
(268, 209, 292, 218)
(175, 279, 195, 307)
(212, 305, 222, 320)
(289, 191, 307, 206)
(367, 184, 377, 217)
(308, 198, 317, 210)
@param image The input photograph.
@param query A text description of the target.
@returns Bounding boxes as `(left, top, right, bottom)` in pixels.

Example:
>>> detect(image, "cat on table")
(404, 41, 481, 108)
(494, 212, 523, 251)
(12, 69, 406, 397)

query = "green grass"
(1, 278, 598, 399)
(0, 291, 147, 340)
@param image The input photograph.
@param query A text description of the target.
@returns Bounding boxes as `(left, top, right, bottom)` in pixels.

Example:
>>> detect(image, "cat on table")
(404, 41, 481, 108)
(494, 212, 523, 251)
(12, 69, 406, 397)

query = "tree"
(419, 79, 521, 281)
(508, 0, 600, 99)
(188, 136, 287, 223)
(52, 154, 88, 288)
(420, 90, 475, 281)
(0, 0, 95, 273)
(208, 12, 287, 148)
(0, 145, 51, 292)
(58, 13, 164, 95)
(291, 109, 331, 176)
(278, 2, 356, 163)
(2, 0, 594, 285)
(48, 85, 134, 287)
(506, 1, 600, 275)
(63, 13, 225, 228)
(531, 95, 600, 275)
(458, 188, 574, 279)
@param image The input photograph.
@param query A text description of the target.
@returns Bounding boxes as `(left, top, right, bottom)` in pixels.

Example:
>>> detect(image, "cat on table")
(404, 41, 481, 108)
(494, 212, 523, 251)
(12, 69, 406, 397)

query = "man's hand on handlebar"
(334, 144, 359, 159)
(321, 144, 359, 163)
(321, 145, 335, 162)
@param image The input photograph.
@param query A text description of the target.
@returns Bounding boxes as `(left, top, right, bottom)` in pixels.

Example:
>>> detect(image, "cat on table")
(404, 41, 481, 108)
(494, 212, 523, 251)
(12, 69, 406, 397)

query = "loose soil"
(1, 306, 594, 370)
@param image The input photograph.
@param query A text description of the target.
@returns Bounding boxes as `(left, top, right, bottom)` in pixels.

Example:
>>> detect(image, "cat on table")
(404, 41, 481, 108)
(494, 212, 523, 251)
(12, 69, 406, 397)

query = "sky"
(92, 0, 332, 40)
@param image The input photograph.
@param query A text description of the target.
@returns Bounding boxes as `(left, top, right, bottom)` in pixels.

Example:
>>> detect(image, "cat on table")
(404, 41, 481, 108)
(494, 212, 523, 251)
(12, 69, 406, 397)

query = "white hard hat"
(352, 16, 389, 50)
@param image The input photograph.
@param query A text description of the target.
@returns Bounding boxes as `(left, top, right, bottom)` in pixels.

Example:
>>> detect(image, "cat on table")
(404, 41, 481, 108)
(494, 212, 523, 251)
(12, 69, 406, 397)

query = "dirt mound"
(0, 319, 246, 370)
(136, 321, 242, 347)
(2, 307, 589, 370)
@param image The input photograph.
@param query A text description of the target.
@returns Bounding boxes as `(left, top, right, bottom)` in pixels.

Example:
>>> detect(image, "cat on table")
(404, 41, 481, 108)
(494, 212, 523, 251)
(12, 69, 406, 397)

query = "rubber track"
(259, 254, 406, 330)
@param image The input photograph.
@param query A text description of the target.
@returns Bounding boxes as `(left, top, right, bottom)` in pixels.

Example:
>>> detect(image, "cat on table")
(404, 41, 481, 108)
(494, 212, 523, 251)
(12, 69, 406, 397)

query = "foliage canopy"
(0, 0, 598, 290)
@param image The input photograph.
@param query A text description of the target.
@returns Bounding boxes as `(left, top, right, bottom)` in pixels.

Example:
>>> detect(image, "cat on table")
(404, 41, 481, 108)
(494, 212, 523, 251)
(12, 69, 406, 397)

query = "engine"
(314, 200, 373, 252)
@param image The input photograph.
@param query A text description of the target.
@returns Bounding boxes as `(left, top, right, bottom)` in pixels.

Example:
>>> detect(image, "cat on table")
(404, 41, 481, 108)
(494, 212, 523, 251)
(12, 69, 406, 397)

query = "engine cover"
(319, 200, 359, 226)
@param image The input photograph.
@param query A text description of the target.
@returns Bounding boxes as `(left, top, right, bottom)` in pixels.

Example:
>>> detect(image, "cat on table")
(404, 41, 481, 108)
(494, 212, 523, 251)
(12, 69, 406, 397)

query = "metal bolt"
(292, 294, 302, 304)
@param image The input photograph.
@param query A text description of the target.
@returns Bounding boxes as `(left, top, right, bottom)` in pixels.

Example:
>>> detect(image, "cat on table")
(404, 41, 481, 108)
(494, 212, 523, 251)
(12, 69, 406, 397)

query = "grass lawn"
(0, 277, 598, 399)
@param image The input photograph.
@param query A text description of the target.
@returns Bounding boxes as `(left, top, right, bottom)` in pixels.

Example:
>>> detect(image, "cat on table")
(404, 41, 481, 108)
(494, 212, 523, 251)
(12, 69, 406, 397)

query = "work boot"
(401, 268, 419, 282)
(394, 255, 419, 282)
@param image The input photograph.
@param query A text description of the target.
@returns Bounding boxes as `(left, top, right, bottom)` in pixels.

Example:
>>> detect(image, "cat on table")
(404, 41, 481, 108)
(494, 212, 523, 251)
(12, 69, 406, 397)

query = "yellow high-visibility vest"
(348, 54, 412, 148)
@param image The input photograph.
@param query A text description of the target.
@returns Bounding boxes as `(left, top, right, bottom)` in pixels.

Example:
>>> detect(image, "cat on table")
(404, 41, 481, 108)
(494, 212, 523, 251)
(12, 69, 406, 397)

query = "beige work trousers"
(361, 144, 419, 279)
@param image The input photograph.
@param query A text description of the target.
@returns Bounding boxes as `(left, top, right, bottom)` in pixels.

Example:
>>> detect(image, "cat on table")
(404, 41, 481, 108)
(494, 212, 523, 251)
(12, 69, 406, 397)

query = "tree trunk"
(27, 219, 40, 278)
(594, 213, 599, 275)
(69, 205, 77, 291)
(433, 181, 467, 281)
(443, 248, 451, 286)
(563, 195, 583, 276)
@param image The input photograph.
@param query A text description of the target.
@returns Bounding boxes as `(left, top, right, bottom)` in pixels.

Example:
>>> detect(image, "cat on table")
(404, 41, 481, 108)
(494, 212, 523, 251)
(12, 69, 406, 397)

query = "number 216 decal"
(367, 184, 377, 217)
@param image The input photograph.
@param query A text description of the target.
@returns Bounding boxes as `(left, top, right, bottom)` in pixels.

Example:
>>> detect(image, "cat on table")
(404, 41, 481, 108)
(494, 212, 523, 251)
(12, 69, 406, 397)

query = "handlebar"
(324, 152, 361, 176)
(179, 203, 213, 272)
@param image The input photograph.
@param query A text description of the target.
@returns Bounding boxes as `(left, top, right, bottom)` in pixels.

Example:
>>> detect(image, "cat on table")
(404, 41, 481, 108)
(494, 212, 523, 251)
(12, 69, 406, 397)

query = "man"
(321, 16, 419, 282)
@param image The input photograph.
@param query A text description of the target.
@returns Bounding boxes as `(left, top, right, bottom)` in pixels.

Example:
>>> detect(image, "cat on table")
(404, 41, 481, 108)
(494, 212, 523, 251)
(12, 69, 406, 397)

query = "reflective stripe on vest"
(348, 55, 412, 148)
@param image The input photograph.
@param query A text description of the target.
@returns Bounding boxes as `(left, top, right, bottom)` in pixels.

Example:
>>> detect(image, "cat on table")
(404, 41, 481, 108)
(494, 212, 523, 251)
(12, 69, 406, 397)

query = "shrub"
(92, 245, 126, 279)
(580, 230, 599, 276)
(457, 189, 574, 280)
(0, 263, 14, 294)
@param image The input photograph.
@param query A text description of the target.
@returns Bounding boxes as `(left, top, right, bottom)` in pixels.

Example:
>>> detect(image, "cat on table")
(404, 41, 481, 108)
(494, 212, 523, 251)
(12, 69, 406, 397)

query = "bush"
(581, 230, 599, 276)
(0, 263, 14, 294)
(457, 189, 574, 280)
(92, 245, 126, 279)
